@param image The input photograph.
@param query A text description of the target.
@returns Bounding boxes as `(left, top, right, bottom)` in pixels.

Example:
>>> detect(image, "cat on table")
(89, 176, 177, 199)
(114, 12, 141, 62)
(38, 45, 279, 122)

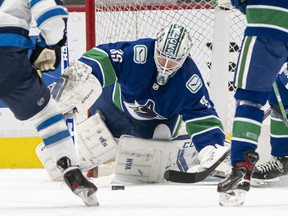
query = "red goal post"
(67, 0, 247, 135)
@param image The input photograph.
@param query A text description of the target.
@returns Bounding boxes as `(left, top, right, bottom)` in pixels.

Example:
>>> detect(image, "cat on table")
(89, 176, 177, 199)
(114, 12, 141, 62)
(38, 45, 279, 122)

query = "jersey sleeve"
(181, 62, 225, 151)
(78, 41, 135, 87)
(30, 0, 68, 46)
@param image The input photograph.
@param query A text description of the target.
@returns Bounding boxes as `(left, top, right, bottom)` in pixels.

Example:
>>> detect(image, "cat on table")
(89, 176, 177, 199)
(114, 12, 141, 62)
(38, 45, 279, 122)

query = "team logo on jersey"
(133, 45, 147, 64)
(124, 99, 165, 120)
(186, 74, 202, 94)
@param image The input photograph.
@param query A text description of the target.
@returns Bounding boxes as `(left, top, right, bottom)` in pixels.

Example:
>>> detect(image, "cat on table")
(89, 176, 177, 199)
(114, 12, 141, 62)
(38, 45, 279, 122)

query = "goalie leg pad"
(77, 112, 118, 171)
(36, 143, 63, 181)
(49, 60, 102, 114)
(36, 112, 118, 181)
(113, 136, 199, 183)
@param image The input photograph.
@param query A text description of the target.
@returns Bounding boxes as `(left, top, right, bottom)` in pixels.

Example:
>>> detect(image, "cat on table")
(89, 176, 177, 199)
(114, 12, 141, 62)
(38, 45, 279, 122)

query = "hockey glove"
(231, 0, 247, 14)
(30, 35, 67, 72)
(215, 0, 233, 10)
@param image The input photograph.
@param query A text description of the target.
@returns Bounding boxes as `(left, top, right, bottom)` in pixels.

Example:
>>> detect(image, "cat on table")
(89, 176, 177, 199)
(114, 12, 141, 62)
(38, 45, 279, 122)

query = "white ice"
(1, 169, 288, 216)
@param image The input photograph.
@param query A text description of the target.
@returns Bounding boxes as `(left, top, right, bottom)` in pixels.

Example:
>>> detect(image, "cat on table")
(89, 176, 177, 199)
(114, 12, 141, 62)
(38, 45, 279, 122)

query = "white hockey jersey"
(0, 0, 68, 48)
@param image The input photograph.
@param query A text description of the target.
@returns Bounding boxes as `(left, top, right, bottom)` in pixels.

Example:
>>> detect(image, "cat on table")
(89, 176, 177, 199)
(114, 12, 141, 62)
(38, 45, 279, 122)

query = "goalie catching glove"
(49, 60, 102, 114)
(30, 35, 67, 72)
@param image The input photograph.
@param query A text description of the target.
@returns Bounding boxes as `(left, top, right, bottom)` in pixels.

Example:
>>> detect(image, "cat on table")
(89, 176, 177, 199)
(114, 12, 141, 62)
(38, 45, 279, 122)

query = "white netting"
(93, 0, 246, 133)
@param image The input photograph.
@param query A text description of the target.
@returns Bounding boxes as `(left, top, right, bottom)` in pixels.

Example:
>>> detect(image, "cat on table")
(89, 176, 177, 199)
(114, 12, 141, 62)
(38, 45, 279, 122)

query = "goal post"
(83, 0, 246, 134)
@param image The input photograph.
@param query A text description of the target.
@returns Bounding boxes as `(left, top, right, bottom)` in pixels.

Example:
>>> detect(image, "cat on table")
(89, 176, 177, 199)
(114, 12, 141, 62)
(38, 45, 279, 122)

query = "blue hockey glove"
(30, 35, 66, 72)
(231, 0, 247, 14)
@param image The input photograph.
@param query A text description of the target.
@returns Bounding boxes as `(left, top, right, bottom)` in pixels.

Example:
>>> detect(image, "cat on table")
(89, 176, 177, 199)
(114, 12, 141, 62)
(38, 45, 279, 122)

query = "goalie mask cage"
(82, 0, 247, 135)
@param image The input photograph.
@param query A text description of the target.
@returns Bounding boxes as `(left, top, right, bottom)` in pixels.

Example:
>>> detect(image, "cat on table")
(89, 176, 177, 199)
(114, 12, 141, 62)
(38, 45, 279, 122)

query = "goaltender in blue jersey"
(42, 24, 231, 184)
(81, 35, 224, 151)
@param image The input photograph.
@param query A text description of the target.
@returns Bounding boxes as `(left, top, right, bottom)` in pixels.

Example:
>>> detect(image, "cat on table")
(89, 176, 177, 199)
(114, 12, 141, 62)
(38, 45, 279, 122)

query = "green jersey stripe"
(232, 119, 261, 142)
(185, 116, 223, 136)
(82, 48, 117, 86)
(236, 36, 254, 88)
(270, 117, 288, 136)
(247, 6, 288, 31)
(172, 115, 183, 138)
(112, 82, 123, 111)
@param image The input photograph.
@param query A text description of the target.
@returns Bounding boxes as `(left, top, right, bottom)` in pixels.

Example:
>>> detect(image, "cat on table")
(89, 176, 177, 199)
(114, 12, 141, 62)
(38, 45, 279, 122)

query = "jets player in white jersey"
(0, 0, 98, 207)
(38, 24, 231, 184)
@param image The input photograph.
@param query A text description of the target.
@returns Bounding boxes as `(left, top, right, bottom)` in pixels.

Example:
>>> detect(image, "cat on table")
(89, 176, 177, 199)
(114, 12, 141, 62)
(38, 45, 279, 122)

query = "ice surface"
(1, 169, 288, 216)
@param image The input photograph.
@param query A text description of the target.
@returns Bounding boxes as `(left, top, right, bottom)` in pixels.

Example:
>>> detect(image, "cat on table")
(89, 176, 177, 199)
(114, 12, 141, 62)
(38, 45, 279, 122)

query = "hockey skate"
(251, 156, 288, 186)
(217, 151, 259, 207)
(57, 157, 99, 207)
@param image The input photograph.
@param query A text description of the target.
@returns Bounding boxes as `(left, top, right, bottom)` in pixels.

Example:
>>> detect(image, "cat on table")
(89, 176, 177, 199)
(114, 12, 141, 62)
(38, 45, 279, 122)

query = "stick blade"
(164, 170, 197, 183)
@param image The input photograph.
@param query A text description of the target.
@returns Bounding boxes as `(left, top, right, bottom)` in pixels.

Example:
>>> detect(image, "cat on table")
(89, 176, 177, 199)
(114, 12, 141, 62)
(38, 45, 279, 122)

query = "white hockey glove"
(49, 60, 102, 114)
(216, 0, 233, 10)
(30, 35, 66, 72)
(188, 140, 231, 178)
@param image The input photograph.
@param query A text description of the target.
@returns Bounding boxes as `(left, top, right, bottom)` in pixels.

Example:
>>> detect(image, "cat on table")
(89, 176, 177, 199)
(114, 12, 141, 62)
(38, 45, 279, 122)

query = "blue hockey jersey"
(79, 38, 225, 148)
(245, 0, 288, 41)
(0, 0, 68, 48)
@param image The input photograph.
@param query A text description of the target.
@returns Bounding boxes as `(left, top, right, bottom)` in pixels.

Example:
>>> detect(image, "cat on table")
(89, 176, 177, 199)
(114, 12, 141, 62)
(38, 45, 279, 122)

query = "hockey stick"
(164, 148, 230, 183)
(272, 82, 288, 126)
(60, 25, 77, 143)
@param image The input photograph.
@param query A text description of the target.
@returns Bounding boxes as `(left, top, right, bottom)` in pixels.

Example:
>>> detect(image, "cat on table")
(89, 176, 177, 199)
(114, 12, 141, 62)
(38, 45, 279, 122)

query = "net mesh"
(93, 0, 246, 133)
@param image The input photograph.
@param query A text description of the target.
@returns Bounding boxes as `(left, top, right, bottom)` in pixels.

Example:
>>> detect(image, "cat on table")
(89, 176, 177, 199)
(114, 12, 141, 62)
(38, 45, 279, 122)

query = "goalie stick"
(164, 148, 230, 183)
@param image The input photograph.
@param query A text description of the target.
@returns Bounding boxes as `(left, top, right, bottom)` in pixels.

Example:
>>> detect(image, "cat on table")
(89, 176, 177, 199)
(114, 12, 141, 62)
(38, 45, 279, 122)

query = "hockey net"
(86, 0, 246, 134)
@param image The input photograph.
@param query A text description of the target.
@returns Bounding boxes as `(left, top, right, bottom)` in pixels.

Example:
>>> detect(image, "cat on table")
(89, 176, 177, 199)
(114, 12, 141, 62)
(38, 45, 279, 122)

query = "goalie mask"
(154, 24, 192, 85)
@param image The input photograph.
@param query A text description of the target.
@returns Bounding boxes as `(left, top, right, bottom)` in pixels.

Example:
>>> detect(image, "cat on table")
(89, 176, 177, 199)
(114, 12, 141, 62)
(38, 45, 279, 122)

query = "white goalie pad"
(113, 135, 199, 183)
(49, 60, 102, 114)
(77, 112, 118, 171)
(35, 143, 63, 181)
(36, 112, 118, 181)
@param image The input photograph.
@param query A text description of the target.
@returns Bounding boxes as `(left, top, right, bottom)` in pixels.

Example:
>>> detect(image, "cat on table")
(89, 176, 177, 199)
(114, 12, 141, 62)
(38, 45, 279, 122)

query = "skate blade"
(219, 190, 246, 207)
(74, 188, 99, 207)
(251, 177, 280, 187)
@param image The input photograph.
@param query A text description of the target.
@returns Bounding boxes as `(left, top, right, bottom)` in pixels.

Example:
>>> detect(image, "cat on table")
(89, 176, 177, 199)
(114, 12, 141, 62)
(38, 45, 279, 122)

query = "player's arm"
(48, 42, 127, 114)
(184, 107, 225, 152)
(182, 61, 226, 150)
(29, 0, 68, 72)
(78, 41, 136, 87)
(181, 80, 230, 177)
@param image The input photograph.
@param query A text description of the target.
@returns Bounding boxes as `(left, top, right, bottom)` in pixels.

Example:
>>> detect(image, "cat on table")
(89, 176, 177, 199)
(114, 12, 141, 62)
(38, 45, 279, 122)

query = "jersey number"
(110, 49, 124, 63)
